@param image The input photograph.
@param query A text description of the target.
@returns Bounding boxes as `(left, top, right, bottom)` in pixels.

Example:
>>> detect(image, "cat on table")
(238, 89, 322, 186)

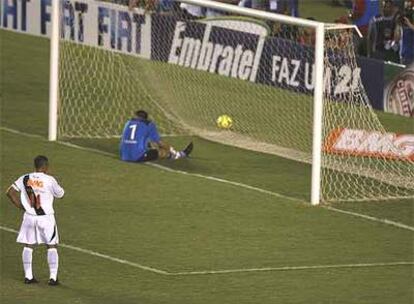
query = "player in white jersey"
(6, 155, 65, 286)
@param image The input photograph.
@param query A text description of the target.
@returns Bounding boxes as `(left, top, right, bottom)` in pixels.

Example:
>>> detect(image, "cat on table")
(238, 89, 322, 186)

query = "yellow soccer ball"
(216, 115, 233, 129)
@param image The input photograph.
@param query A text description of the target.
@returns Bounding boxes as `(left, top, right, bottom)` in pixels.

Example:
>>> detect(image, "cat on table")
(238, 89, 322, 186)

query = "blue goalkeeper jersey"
(120, 118, 161, 161)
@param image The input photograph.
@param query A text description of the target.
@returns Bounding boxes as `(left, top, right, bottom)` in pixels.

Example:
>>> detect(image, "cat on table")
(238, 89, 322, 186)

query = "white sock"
(47, 248, 59, 280)
(22, 247, 33, 280)
(169, 147, 179, 159)
(169, 147, 185, 159)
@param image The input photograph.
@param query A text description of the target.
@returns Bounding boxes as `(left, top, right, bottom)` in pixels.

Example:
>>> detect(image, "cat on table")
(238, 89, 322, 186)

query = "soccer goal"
(49, 0, 414, 204)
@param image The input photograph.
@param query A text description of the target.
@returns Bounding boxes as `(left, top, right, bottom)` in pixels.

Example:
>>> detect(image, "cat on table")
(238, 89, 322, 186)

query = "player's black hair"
(34, 155, 49, 169)
(135, 110, 148, 120)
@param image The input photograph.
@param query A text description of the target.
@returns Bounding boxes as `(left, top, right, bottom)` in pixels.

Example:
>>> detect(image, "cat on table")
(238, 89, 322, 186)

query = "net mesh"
(58, 1, 414, 203)
(321, 28, 414, 202)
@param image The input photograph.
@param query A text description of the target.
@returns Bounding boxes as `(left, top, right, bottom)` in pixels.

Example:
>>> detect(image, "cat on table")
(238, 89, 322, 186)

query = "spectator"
(335, 1, 379, 56)
(180, 0, 238, 18)
(298, 17, 316, 46)
(271, 0, 299, 16)
(128, 0, 157, 11)
(243, 0, 300, 39)
(110, 0, 130, 4)
(179, 3, 207, 18)
(367, 0, 400, 62)
(396, 0, 414, 64)
(333, 16, 354, 50)
(240, 0, 298, 16)
(349, 0, 380, 36)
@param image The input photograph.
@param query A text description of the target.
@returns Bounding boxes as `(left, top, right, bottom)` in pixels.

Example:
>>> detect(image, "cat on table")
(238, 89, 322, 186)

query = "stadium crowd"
(105, 0, 414, 65)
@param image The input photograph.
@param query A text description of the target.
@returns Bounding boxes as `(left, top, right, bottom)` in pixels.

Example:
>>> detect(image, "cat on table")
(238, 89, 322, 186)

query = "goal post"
(311, 23, 325, 206)
(49, 0, 414, 204)
(48, 0, 60, 141)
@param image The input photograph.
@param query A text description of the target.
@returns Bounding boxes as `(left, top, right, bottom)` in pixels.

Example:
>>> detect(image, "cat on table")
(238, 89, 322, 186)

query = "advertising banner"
(1, 0, 387, 110)
(0, 0, 151, 58)
(151, 16, 267, 83)
(383, 63, 414, 117)
(151, 14, 385, 108)
(324, 128, 414, 161)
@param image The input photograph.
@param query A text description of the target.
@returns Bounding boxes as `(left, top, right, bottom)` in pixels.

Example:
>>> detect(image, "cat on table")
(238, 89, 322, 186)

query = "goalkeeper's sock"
(22, 247, 33, 280)
(47, 248, 59, 281)
(168, 147, 182, 160)
(168, 143, 193, 160)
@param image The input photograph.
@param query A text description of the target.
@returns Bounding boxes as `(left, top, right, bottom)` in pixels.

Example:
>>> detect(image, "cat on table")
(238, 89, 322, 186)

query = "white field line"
(324, 206, 414, 232)
(329, 195, 414, 203)
(171, 261, 414, 276)
(1, 126, 413, 234)
(0, 226, 168, 275)
(1, 225, 413, 276)
(147, 162, 301, 203)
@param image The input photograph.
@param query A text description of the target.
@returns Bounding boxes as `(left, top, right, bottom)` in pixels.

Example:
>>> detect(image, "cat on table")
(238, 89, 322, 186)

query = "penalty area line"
(170, 261, 414, 276)
(2, 223, 413, 276)
(1, 126, 414, 233)
(0, 225, 168, 275)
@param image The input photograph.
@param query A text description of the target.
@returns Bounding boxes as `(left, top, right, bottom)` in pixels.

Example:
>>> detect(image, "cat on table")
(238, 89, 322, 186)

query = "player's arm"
(157, 140, 172, 150)
(51, 178, 65, 199)
(129, 0, 138, 10)
(149, 124, 171, 150)
(148, 123, 175, 158)
(151, 140, 174, 159)
(148, 140, 171, 152)
(5, 186, 24, 210)
(148, 122, 163, 147)
(404, 17, 414, 31)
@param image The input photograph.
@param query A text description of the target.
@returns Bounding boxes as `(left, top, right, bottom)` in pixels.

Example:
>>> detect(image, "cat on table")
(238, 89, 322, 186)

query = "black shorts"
(137, 149, 159, 162)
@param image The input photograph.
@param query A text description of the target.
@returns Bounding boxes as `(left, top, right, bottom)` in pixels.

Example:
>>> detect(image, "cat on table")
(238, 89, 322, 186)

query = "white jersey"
(11, 172, 64, 216)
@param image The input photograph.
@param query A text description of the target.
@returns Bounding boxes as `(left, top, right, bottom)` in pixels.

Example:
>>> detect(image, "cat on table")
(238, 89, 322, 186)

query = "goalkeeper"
(120, 110, 193, 162)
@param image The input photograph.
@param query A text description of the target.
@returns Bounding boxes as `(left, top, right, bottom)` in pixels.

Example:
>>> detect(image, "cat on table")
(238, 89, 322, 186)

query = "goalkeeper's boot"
(182, 142, 193, 157)
(48, 278, 59, 286)
(24, 277, 39, 284)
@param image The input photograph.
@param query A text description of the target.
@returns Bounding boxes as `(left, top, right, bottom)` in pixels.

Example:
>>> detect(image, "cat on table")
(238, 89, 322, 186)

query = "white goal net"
(56, 0, 414, 203)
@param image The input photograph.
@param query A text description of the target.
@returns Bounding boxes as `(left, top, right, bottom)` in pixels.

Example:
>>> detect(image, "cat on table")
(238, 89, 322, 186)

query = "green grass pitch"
(1, 29, 413, 304)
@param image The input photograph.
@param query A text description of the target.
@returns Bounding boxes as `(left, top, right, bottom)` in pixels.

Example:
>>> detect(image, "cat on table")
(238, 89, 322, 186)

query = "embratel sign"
(168, 20, 266, 82)
(150, 17, 268, 83)
(152, 14, 383, 106)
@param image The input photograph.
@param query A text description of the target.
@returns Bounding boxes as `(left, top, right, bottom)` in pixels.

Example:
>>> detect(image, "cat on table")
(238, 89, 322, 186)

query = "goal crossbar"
(178, 0, 323, 28)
